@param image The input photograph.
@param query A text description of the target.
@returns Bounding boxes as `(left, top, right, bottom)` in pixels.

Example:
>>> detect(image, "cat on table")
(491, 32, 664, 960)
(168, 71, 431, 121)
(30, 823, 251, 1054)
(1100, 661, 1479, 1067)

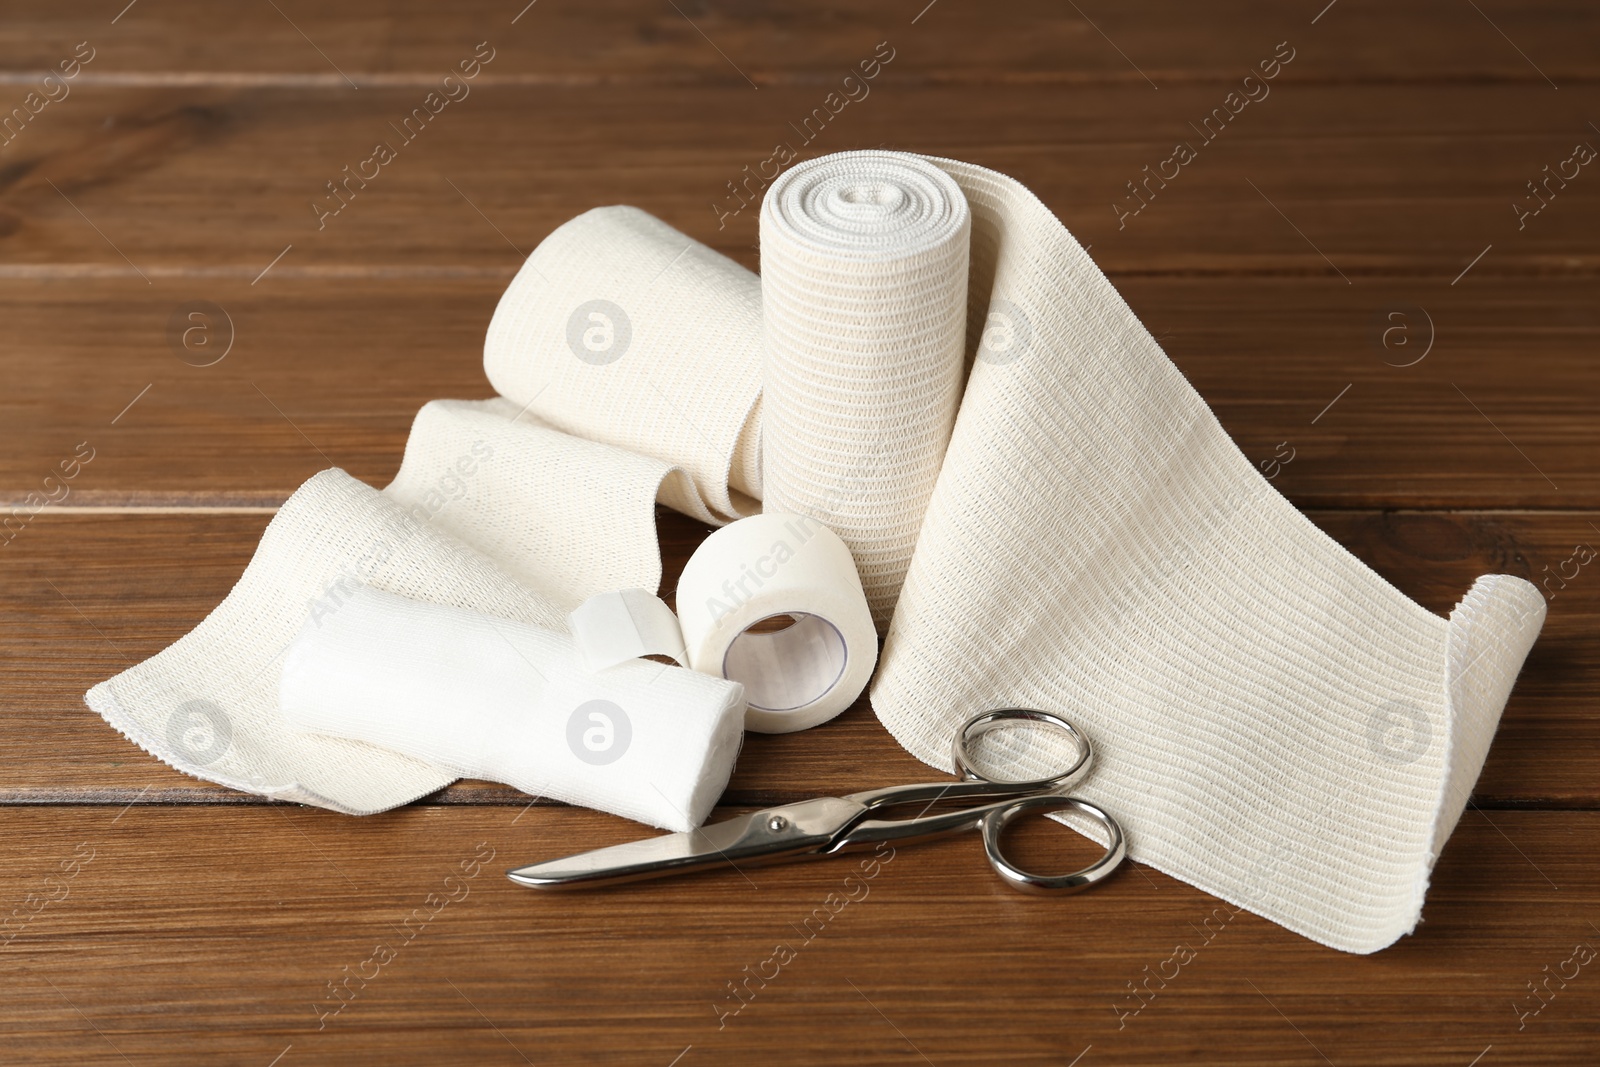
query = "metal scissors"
(507, 708, 1126, 894)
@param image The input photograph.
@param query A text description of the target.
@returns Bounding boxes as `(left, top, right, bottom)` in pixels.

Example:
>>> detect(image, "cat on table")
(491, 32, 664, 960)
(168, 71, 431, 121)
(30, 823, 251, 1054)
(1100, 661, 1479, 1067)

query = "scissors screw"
(767, 815, 789, 832)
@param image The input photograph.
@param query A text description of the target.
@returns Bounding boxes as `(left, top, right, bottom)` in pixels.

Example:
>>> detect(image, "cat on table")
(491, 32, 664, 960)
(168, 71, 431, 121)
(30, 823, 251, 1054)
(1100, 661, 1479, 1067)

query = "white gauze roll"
(676, 513, 877, 734)
(760, 152, 970, 627)
(280, 585, 747, 831)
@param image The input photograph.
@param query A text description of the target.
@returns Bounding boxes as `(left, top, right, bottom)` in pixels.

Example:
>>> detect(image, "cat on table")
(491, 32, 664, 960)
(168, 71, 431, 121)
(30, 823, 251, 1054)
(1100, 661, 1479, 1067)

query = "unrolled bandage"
(87, 209, 764, 820)
(791, 153, 1544, 954)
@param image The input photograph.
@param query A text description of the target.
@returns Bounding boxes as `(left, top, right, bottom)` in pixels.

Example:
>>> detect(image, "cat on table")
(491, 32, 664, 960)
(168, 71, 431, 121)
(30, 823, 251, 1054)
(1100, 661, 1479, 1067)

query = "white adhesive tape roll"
(677, 513, 877, 734)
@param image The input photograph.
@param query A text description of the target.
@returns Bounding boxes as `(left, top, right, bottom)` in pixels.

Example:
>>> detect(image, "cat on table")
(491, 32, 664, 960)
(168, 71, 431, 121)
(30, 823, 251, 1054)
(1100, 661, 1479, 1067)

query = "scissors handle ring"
(952, 708, 1092, 791)
(981, 795, 1127, 894)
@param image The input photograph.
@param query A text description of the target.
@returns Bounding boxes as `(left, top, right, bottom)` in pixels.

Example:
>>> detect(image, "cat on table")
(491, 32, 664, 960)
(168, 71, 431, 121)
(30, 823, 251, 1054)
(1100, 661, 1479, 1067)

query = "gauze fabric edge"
(85, 679, 453, 815)
(1427, 574, 1547, 863)
(78, 470, 467, 813)
(1388, 573, 1546, 948)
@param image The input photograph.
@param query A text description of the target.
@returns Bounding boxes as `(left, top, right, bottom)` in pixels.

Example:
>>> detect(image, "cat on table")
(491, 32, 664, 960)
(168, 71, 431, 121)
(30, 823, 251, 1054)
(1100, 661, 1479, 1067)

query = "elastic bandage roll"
(760, 152, 970, 628)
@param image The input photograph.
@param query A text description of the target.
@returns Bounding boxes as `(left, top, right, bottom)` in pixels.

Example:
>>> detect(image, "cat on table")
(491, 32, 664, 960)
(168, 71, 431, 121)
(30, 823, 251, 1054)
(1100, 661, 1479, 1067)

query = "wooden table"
(3, 2, 1597, 1062)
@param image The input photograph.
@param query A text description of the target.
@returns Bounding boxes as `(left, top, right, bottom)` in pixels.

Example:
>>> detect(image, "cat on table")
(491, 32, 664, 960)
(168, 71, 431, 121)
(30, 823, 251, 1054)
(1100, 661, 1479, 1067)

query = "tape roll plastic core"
(722, 612, 849, 713)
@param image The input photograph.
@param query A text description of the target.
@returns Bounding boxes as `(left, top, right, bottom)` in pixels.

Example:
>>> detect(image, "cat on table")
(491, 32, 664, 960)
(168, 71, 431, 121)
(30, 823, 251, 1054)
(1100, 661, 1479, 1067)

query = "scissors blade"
(507, 796, 866, 890)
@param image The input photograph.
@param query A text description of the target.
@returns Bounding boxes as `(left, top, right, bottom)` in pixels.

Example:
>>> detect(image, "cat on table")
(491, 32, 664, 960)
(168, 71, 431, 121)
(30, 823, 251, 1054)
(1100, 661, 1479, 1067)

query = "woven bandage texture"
(761, 153, 970, 627)
(862, 155, 1545, 953)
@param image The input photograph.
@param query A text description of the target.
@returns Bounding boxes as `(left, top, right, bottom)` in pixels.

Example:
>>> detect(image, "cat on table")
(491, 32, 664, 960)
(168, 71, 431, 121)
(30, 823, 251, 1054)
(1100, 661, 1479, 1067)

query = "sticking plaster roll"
(676, 513, 877, 734)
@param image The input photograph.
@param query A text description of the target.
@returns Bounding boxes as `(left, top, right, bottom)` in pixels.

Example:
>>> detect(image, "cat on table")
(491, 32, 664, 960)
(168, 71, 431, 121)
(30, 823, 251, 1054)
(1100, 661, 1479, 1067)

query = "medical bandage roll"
(676, 513, 877, 734)
(484, 205, 764, 522)
(279, 585, 747, 831)
(760, 152, 970, 628)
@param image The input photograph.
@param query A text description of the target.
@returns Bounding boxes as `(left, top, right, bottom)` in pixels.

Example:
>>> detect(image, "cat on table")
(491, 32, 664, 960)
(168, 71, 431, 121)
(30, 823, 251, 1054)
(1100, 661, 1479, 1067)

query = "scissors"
(507, 708, 1126, 894)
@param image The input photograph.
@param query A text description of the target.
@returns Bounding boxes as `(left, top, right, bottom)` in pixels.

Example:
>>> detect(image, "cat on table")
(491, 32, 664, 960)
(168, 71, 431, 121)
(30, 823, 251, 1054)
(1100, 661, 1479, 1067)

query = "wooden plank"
(0, 277, 503, 509)
(1, 273, 1593, 509)
(3, 1, 1596, 84)
(0, 84, 1594, 277)
(0, 805, 1595, 1064)
(3, 509, 1593, 805)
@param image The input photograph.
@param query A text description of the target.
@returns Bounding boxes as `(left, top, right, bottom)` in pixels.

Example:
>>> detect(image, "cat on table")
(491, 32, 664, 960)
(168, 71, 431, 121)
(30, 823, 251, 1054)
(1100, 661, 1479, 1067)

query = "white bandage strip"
(567, 588, 688, 674)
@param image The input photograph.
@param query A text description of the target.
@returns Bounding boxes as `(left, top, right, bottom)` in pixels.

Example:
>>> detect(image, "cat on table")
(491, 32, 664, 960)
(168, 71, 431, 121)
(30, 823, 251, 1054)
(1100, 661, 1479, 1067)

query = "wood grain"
(0, 806, 1595, 1065)
(3, 508, 1593, 806)
(0, 83, 1594, 278)
(5, 1, 1597, 84)
(0, 274, 1594, 510)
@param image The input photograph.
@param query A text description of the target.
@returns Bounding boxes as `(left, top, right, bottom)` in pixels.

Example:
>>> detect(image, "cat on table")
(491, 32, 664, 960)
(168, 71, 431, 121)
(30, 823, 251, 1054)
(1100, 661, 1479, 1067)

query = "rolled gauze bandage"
(279, 585, 746, 831)
(676, 513, 877, 734)
(760, 152, 970, 628)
